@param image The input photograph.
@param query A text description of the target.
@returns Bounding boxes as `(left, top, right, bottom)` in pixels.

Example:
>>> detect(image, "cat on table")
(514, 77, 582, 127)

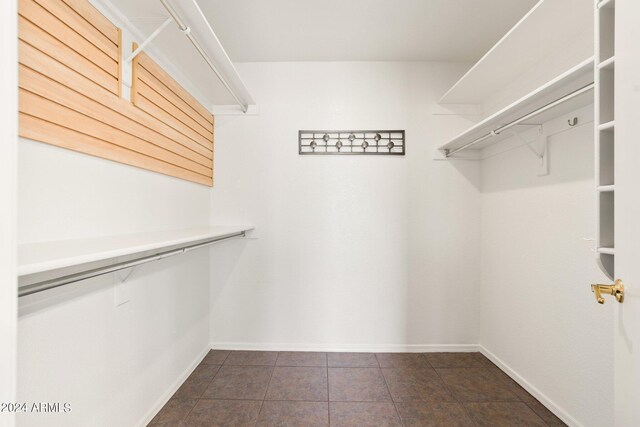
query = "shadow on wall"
(209, 238, 250, 303)
(480, 123, 593, 194)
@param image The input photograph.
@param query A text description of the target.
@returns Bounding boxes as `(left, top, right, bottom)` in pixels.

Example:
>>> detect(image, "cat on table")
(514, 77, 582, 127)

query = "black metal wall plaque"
(299, 130, 405, 155)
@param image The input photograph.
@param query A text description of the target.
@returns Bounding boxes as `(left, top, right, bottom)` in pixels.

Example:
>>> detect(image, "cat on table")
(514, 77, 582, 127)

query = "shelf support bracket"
(508, 125, 549, 176)
(126, 16, 174, 63)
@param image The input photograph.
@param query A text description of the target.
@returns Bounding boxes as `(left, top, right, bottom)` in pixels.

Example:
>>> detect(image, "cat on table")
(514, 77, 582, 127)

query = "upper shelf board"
(18, 226, 253, 277)
(438, 58, 594, 155)
(438, 0, 593, 105)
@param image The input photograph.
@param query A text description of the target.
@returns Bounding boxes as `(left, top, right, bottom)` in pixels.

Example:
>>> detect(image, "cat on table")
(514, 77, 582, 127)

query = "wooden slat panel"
(19, 16, 118, 94)
(20, 113, 212, 186)
(19, 40, 213, 160)
(20, 65, 212, 173)
(131, 42, 139, 105)
(20, 89, 212, 178)
(31, 0, 117, 60)
(136, 51, 213, 125)
(136, 94, 214, 151)
(59, 0, 119, 44)
(137, 79, 213, 140)
(117, 28, 122, 97)
(19, 0, 117, 77)
(18, 0, 213, 187)
(137, 65, 213, 132)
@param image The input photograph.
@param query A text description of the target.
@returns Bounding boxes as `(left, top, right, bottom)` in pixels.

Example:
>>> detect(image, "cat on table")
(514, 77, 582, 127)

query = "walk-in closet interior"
(2, 0, 640, 426)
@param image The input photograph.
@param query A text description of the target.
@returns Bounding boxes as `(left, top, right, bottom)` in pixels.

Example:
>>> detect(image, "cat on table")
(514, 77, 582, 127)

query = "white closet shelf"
(438, 58, 594, 156)
(598, 56, 615, 70)
(438, 0, 592, 104)
(597, 0, 615, 9)
(597, 185, 615, 192)
(598, 247, 615, 255)
(598, 121, 615, 131)
(18, 225, 253, 277)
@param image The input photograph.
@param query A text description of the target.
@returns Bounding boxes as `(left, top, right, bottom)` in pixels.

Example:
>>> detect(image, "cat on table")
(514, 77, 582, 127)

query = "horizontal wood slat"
(20, 113, 212, 186)
(20, 66, 212, 175)
(18, 0, 214, 186)
(131, 50, 214, 152)
(19, 0, 118, 80)
(135, 94, 214, 152)
(137, 79, 214, 140)
(59, 0, 119, 44)
(135, 50, 214, 125)
(20, 88, 212, 178)
(19, 16, 118, 94)
(136, 65, 213, 132)
(19, 41, 213, 160)
(31, 0, 118, 60)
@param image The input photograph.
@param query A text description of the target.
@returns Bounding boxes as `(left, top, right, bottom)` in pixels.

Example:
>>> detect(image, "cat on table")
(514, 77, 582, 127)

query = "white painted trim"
(0, 0, 18, 424)
(210, 342, 479, 353)
(479, 345, 582, 427)
(135, 346, 210, 427)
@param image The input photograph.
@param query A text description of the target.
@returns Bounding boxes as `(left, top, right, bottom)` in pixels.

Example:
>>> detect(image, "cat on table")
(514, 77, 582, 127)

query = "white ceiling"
(197, 0, 539, 62)
(114, 0, 538, 63)
(104, 0, 539, 107)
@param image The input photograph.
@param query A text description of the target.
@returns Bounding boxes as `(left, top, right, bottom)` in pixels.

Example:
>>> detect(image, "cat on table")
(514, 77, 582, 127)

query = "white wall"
(479, 122, 614, 427)
(209, 61, 481, 350)
(0, 0, 18, 426)
(16, 142, 212, 427)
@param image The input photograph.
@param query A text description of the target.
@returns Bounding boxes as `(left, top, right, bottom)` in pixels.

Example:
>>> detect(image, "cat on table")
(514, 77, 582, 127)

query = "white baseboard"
(136, 346, 210, 427)
(479, 345, 581, 427)
(209, 342, 479, 353)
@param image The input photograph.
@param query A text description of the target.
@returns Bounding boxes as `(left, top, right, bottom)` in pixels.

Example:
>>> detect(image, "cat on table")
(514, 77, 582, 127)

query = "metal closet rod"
(18, 231, 246, 298)
(158, 0, 249, 113)
(445, 82, 595, 158)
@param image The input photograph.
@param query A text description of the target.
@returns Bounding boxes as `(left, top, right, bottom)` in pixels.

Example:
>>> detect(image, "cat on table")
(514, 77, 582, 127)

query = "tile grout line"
(375, 353, 405, 427)
(431, 363, 480, 427)
(255, 352, 279, 426)
(485, 364, 556, 426)
(482, 361, 554, 425)
(181, 350, 230, 424)
(326, 353, 330, 426)
(421, 355, 473, 427)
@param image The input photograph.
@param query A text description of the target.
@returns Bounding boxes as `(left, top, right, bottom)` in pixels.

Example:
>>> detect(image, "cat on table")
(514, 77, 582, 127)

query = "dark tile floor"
(148, 351, 566, 426)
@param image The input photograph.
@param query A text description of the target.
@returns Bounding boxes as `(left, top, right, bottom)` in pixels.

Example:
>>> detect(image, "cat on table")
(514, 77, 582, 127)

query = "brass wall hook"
(591, 279, 624, 304)
(568, 117, 578, 126)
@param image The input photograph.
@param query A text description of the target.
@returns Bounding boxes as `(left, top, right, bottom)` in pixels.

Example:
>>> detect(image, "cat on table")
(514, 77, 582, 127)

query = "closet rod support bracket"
(508, 125, 549, 176)
(126, 16, 174, 63)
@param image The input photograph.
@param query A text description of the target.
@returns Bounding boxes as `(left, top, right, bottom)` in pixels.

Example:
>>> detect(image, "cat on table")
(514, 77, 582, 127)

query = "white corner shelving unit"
(594, 0, 615, 279)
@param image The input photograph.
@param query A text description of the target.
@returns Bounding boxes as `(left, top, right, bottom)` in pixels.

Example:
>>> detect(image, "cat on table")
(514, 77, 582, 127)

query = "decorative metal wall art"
(298, 130, 405, 155)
